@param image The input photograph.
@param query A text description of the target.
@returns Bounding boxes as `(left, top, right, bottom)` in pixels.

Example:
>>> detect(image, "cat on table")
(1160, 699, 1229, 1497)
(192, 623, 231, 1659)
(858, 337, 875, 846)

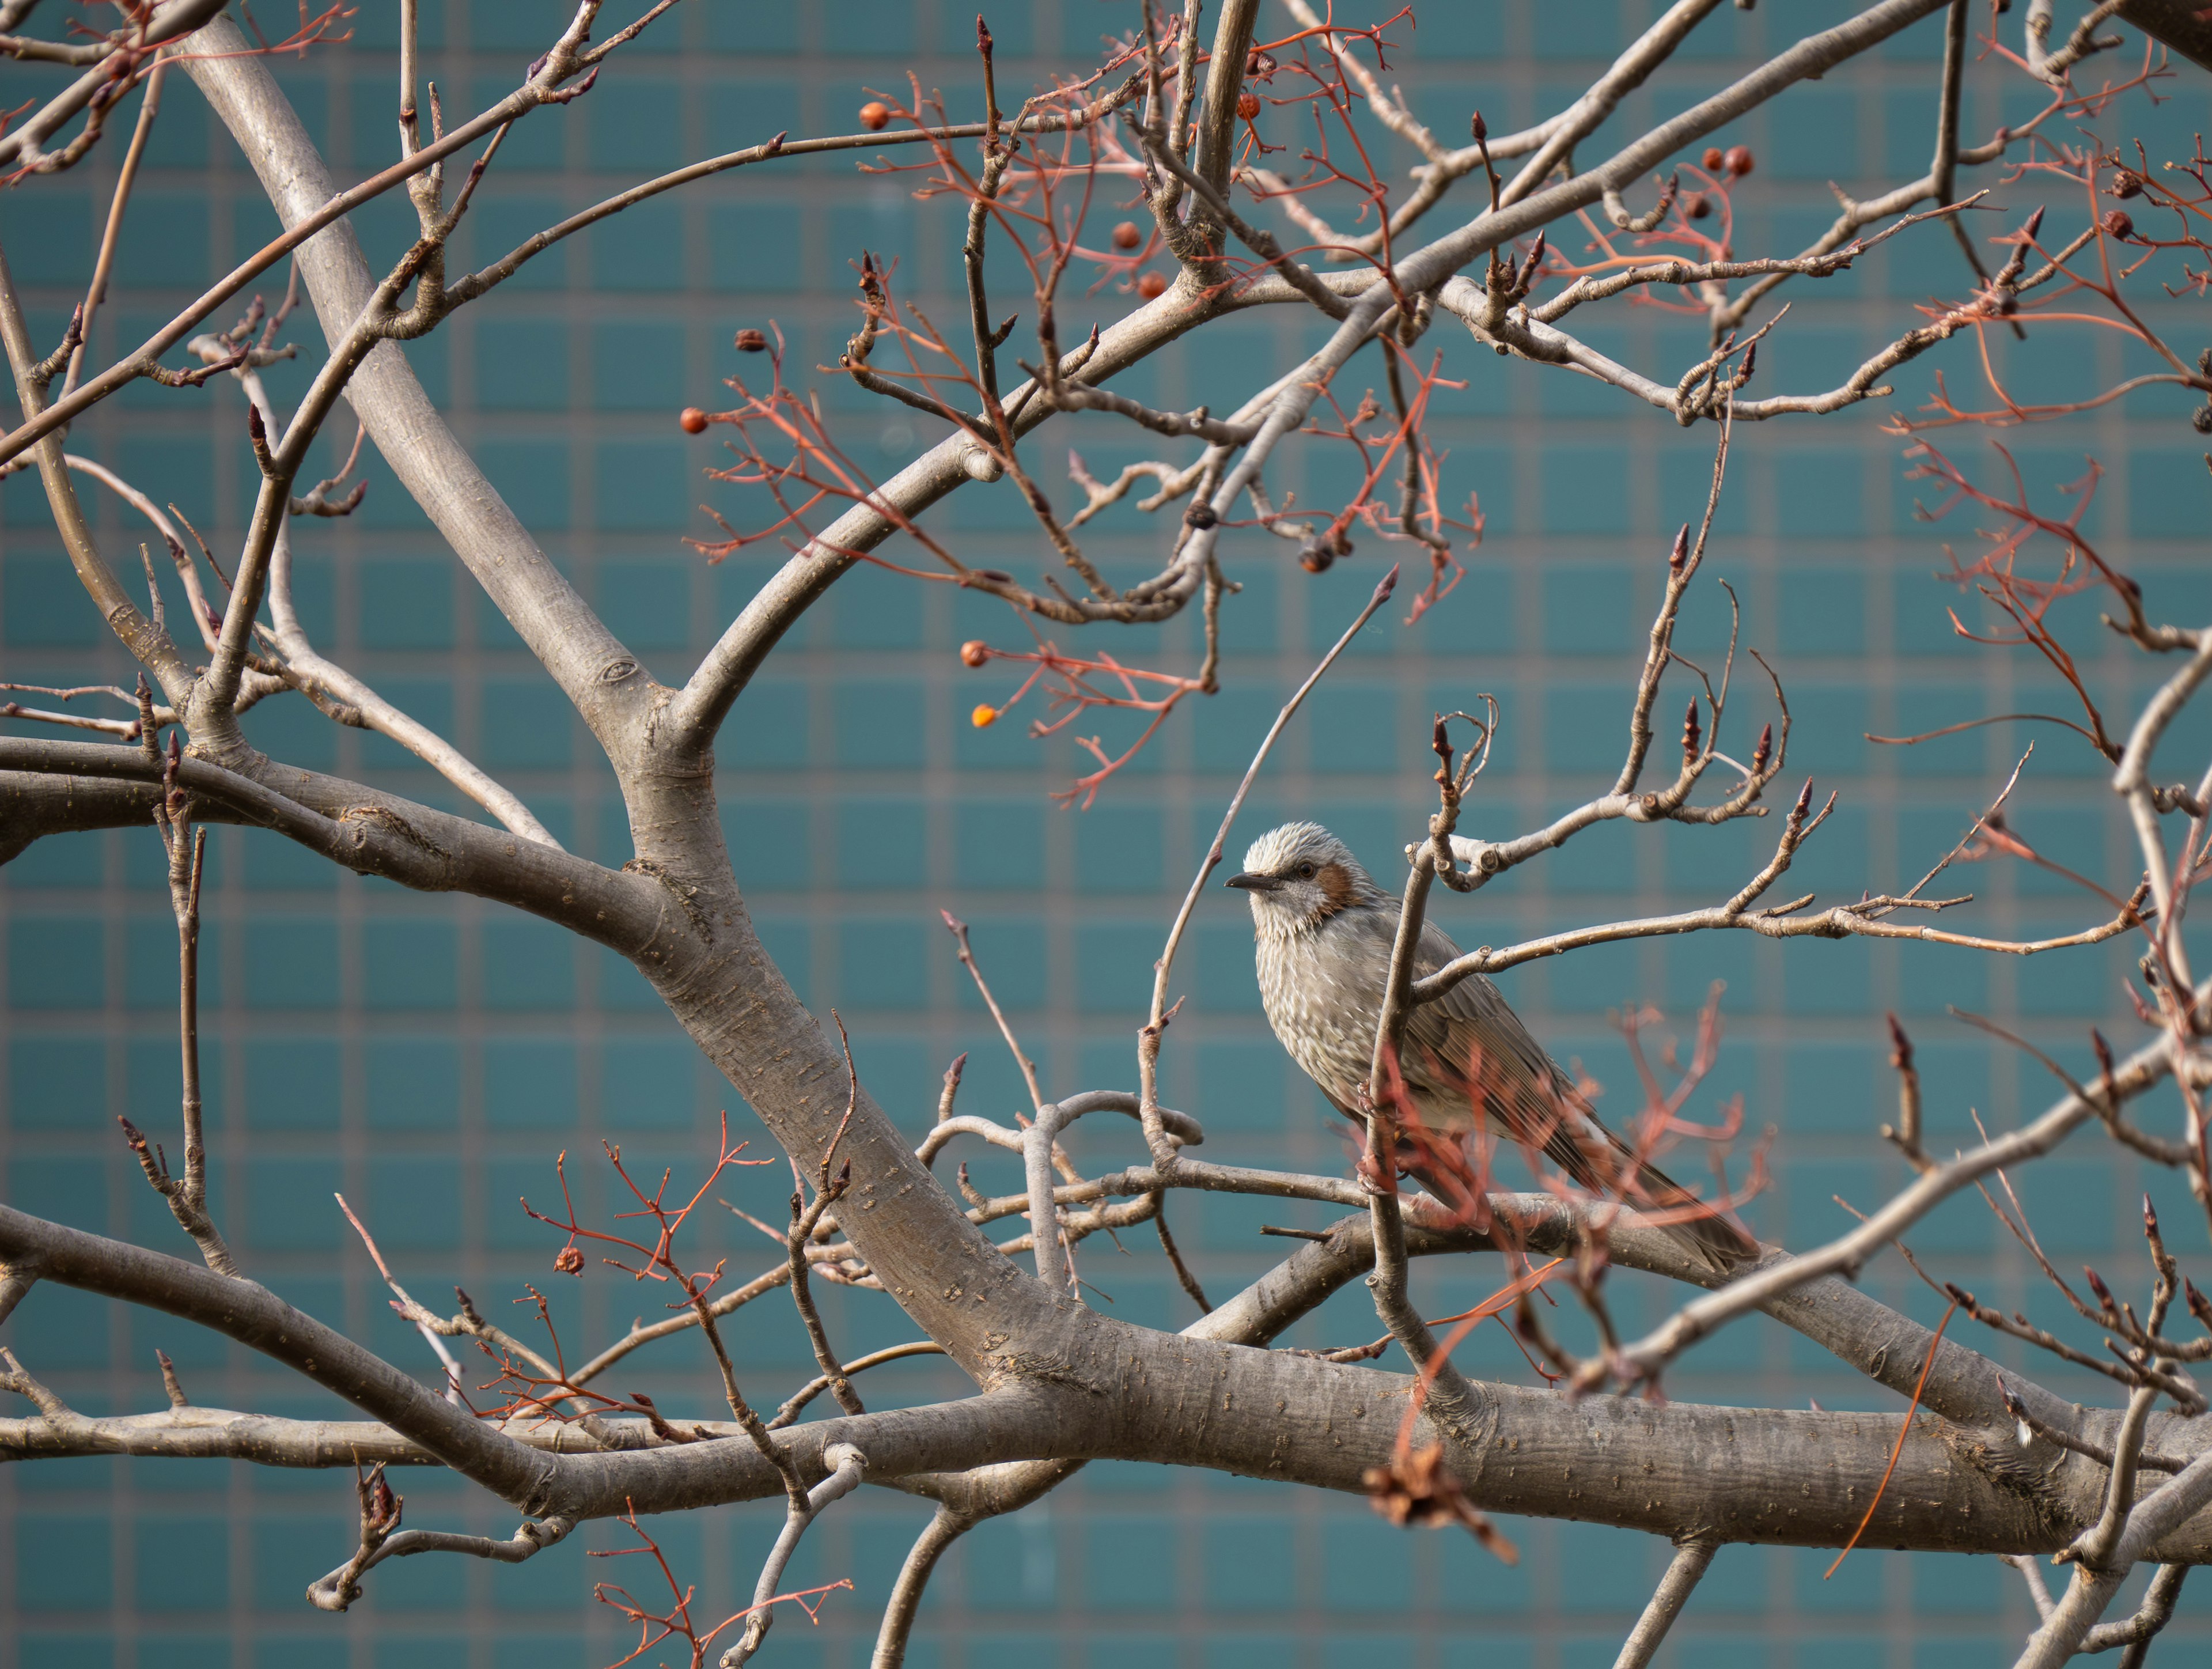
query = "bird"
(1226, 820, 1756, 1271)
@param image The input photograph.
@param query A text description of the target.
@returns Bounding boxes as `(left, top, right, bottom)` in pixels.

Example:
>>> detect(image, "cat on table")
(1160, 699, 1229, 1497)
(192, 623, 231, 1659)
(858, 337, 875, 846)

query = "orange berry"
(678, 407, 709, 434)
(1702, 146, 1725, 172)
(1137, 270, 1169, 300)
(1112, 220, 1142, 250)
(859, 101, 891, 131)
(1237, 91, 1261, 120)
(960, 639, 990, 668)
(1723, 145, 1753, 177)
(971, 703, 999, 728)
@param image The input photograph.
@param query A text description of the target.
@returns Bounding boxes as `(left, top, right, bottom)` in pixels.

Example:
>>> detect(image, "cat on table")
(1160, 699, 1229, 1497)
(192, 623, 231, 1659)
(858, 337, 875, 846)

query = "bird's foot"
(1353, 1150, 1401, 1197)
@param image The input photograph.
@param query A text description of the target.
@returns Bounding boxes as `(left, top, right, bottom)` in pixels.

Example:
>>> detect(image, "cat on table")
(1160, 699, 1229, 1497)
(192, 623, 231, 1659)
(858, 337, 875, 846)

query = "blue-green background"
(3, 2, 2210, 1663)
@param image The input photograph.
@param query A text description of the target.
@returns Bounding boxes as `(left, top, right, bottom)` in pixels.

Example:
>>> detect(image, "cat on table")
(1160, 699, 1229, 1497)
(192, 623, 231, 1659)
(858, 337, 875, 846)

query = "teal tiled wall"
(4, 1, 2210, 1663)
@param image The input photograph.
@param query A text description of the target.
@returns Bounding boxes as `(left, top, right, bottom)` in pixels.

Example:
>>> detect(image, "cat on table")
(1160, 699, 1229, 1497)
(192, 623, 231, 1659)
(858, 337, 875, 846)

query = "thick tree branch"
(0, 737, 661, 951)
(182, 17, 657, 756)
(0, 1204, 555, 1506)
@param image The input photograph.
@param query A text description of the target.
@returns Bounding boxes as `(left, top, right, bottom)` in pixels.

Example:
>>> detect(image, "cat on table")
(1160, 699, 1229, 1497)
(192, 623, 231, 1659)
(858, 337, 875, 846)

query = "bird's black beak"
(1224, 872, 1282, 892)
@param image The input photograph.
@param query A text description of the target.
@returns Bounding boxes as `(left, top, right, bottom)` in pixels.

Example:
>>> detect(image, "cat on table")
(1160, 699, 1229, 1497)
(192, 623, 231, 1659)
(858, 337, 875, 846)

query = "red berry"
(1112, 221, 1142, 250)
(1137, 270, 1169, 300)
(859, 101, 891, 131)
(1237, 91, 1261, 120)
(1702, 147, 1725, 172)
(678, 407, 709, 434)
(1724, 145, 1754, 178)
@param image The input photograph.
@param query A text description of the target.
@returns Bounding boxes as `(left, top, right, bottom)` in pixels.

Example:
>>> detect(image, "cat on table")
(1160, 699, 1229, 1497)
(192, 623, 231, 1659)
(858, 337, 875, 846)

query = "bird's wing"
(1372, 921, 1758, 1267)
(1397, 925, 1645, 1195)
(1397, 922, 1605, 1177)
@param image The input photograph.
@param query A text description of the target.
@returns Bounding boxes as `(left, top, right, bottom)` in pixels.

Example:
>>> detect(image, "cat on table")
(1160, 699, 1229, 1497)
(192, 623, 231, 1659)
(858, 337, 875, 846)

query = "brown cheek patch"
(1315, 862, 1359, 915)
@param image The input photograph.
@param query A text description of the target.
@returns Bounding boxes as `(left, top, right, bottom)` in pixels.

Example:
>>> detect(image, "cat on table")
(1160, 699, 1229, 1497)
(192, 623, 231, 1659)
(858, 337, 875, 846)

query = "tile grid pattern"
(2, 2, 2209, 1665)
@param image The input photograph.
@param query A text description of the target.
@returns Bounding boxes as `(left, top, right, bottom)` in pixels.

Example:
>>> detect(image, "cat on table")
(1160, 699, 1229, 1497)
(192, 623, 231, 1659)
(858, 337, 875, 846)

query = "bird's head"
(1226, 822, 1387, 937)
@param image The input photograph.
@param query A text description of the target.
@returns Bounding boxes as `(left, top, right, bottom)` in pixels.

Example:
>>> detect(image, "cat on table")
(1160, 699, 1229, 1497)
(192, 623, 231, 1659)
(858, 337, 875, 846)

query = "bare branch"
(1608, 1017, 2188, 1386)
(1140, 566, 1399, 1165)
(1615, 1539, 1718, 1669)
(122, 769, 238, 1276)
(726, 1444, 866, 1667)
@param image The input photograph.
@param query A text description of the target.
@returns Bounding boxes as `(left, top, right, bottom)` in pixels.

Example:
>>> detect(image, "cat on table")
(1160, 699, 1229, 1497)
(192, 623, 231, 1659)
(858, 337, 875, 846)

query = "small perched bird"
(1228, 822, 1755, 1271)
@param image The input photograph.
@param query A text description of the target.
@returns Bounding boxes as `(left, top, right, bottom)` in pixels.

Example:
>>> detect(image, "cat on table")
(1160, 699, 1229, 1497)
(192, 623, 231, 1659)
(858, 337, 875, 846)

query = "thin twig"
(1614, 1538, 1718, 1669)
(1137, 564, 1399, 1166)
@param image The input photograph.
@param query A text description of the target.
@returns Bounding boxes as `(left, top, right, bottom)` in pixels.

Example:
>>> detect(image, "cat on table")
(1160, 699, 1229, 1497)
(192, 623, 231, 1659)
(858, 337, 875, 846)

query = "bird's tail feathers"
(1395, 1106, 1758, 1274)
(1611, 1152, 1760, 1273)
(1544, 1115, 1759, 1273)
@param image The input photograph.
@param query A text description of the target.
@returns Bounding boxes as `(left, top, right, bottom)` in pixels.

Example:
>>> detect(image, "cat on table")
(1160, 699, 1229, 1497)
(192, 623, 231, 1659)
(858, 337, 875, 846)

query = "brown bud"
(1702, 147, 1725, 172)
(1237, 91, 1261, 120)
(1751, 721, 1772, 775)
(2188, 1278, 2212, 1329)
(2101, 209, 2134, 240)
(734, 327, 768, 353)
(1723, 145, 1753, 178)
(1137, 270, 1169, 300)
(678, 407, 709, 434)
(959, 639, 990, 668)
(976, 15, 993, 53)
(1737, 339, 1757, 384)
(1681, 697, 1703, 763)
(2110, 170, 2143, 199)
(1886, 1013, 1913, 1070)
(1112, 221, 1142, 251)
(1469, 111, 1487, 145)
(859, 101, 891, 131)
(554, 1245, 585, 1275)
(1668, 523, 1690, 573)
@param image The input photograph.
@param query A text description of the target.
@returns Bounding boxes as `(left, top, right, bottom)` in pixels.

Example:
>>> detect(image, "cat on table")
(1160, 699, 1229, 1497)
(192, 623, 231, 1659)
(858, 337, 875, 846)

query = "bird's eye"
(1296, 862, 1316, 880)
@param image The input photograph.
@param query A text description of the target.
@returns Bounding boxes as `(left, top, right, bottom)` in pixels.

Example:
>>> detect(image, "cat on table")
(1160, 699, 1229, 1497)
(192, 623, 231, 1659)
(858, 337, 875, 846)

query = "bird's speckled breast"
(1252, 905, 1399, 1114)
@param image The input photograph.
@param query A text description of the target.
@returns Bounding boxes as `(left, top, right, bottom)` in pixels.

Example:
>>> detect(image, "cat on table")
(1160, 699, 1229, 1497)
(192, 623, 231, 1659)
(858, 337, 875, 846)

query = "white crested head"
(1228, 822, 1388, 937)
